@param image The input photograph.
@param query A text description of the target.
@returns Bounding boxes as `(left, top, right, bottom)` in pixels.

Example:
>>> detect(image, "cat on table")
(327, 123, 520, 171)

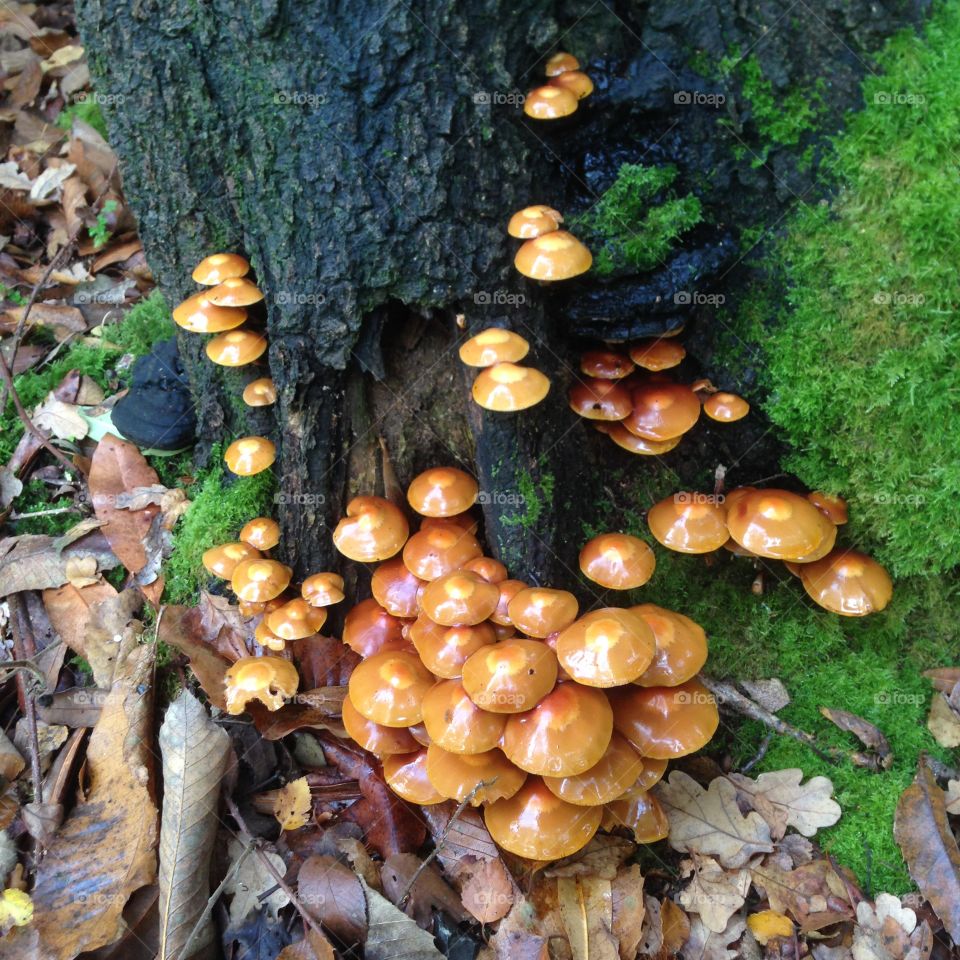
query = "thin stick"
(9, 506, 80, 520)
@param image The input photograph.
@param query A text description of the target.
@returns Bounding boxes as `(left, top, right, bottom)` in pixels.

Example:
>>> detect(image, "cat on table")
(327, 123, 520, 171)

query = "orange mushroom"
(192, 252, 250, 285)
(631, 604, 708, 686)
(348, 650, 435, 727)
(462, 638, 557, 713)
(506, 587, 579, 638)
(463, 556, 508, 583)
(726, 488, 837, 561)
(608, 423, 683, 456)
(549, 70, 594, 99)
(224, 656, 299, 714)
(523, 85, 578, 120)
(647, 493, 729, 553)
(543, 732, 643, 805)
(382, 749, 446, 805)
(602, 788, 670, 842)
(629, 339, 686, 371)
(402, 521, 482, 580)
(807, 491, 849, 525)
(267, 598, 327, 640)
(371, 557, 423, 618)
(240, 517, 280, 551)
(569, 378, 633, 420)
(491, 579, 528, 626)
(703, 391, 749, 422)
(333, 495, 409, 563)
(625, 382, 700, 441)
(207, 277, 264, 307)
(514, 231, 592, 280)
(407, 466, 478, 517)
(301, 571, 346, 607)
(231, 558, 293, 603)
(254, 619, 286, 652)
(426, 744, 527, 805)
(242, 377, 277, 407)
(202, 541, 261, 578)
(205, 329, 268, 366)
(343, 599, 405, 657)
(420, 571, 500, 627)
(506, 206, 563, 240)
(421, 679, 506, 753)
(224, 436, 276, 476)
(799, 548, 893, 616)
(579, 533, 656, 589)
(173, 293, 247, 333)
(545, 51, 580, 76)
(342, 695, 420, 756)
(472, 363, 551, 411)
(580, 350, 635, 380)
(555, 608, 656, 687)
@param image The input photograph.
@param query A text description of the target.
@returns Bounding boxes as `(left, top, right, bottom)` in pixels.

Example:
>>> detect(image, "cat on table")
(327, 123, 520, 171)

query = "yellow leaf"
(747, 909, 793, 945)
(274, 776, 311, 830)
(0, 888, 34, 930)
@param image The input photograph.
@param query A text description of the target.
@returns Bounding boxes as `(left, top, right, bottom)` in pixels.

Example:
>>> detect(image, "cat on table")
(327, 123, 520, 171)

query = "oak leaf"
(728, 769, 841, 839)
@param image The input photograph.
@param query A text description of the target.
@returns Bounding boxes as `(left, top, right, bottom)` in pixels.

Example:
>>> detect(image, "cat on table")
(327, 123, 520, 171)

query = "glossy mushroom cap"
(633, 756, 668, 791)
(301, 571, 346, 607)
(419, 511, 479, 535)
(556, 609, 656, 687)
(625, 382, 700, 441)
(240, 517, 280, 551)
(647, 493, 729, 554)
(224, 656, 299, 715)
(543, 732, 644, 806)
(807, 491, 849, 525)
(242, 377, 277, 407)
(549, 70, 594, 99)
(462, 638, 558, 713)
(726, 488, 837, 561)
(506, 206, 563, 240)
(238, 593, 289, 618)
(629, 339, 686, 371)
(254, 619, 286, 652)
(173, 292, 247, 333)
(407, 466, 479, 517)
(426, 744, 526, 805)
(421, 679, 506, 753)
(342, 694, 420, 756)
(343, 599, 405, 657)
(207, 277, 264, 307)
(192, 252, 250, 285)
(231, 559, 293, 603)
(267, 598, 327, 640)
(224, 436, 276, 476)
(580, 350, 634, 380)
(609, 678, 719, 759)
(507, 587, 579, 638)
(382, 750, 446, 805)
(602, 788, 670, 842)
(631, 604, 708, 686)
(472, 363, 551, 412)
(371, 557, 423, 618)
(608, 423, 683, 456)
(502, 682, 613, 776)
(799, 548, 893, 616)
(420, 571, 500, 627)
(205, 329, 268, 366)
(402, 521, 482, 580)
(333, 495, 409, 563)
(545, 51, 580, 75)
(579, 533, 656, 589)
(491, 579, 528, 626)
(348, 650, 435, 727)
(463, 556, 508, 583)
(514, 231, 592, 281)
(523, 85, 578, 119)
(703, 391, 749, 422)
(569, 378, 632, 420)
(202, 541, 261, 578)
(408, 621, 498, 681)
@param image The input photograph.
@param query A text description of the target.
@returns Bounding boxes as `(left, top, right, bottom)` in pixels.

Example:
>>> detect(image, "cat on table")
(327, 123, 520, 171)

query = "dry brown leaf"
(681, 914, 745, 960)
(156, 605, 230, 710)
(852, 894, 918, 960)
(558, 876, 619, 960)
(42, 579, 118, 658)
(750, 858, 852, 926)
(80, 589, 144, 689)
(746, 910, 793, 945)
(224, 836, 289, 927)
(0, 528, 118, 597)
(421, 801, 500, 872)
(32, 396, 88, 441)
(382, 853, 470, 928)
(0, 730, 24, 782)
(679, 856, 751, 933)
(361, 877, 444, 960)
(728, 770, 841, 840)
(741, 678, 791, 713)
(274, 776, 311, 831)
(946, 779, 960, 815)
(64, 554, 99, 588)
(661, 897, 692, 956)
(610, 864, 644, 960)
(819, 707, 892, 768)
(545, 834, 636, 881)
(926, 694, 960, 749)
(4, 302, 85, 340)
(298, 854, 367, 943)
(458, 856, 515, 923)
(277, 929, 336, 960)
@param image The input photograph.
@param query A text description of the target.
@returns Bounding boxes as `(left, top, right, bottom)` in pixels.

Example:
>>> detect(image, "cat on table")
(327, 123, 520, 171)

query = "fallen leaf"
(80, 589, 144, 689)
(277, 929, 336, 960)
(0, 469, 22, 509)
(381, 853, 470, 928)
(681, 915, 745, 960)
(946, 779, 960, 815)
(728, 769, 841, 839)
(274, 776, 311, 831)
(545, 834, 635, 880)
(35, 688, 106, 728)
(421, 802, 501, 871)
(42, 579, 118, 659)
(458, 856, 515, 923)
(361, 877, 444, 960)
(746, 910, 793, 945)
(661, 897, 692, 955)
(491, 931, 549, 960)
(750, 859, 853, 927)
(679, 856, 751, 933)
(225, 837, 289, 927)
(610, 864, 645, 960)
(297, 854, 367, 943)
(922, 668, 960, 694)
(0, 529, 119, 596)
(29, 163, 77, 203)
(927, 694, 960, 749)
(0, 888, 33, 933)
(0, 730, 24, 782)
(558, 876, 619, 960)
(64, 554, 99, 588)
(157, 605, 230, 710)
(820, 707, 892, 769)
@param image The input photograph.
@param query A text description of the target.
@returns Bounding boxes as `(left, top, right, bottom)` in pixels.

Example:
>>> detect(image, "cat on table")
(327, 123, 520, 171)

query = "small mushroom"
(463, 556, 508, 583)
(342, 694, 421, 756)
(807, 491, 849, 525)
(608, 423, 682, 456)
(543, 732, 644, 806)
(192, 252, 250, 285)
(407, 466, 479, 517)
(631, 604, 708, 686)
(472, 362, 551, 411)
(569, 378, 633, 420)
(514, 231, 592, 280)
(580, 350, 635, 380)
(506, 587, 579, 638)
(726, 488, 837, 561)
(371, 557, 423, 618)
(579, 533, 656, 590)
(461, 638, 558, 713)
(333, 495, 409, 563)
(402, 521, 482, 580)
(491, 579, 528, 626)
(301, 572, 346, 607)
(242, 377, 277, 407)
(421, 679, 506, 753)
(625, 382, 700, 441)
(523, 85, 578, 119)
(205, 329, 268, 367)
(343, 599, 405, 657)
(207, 277, 264, 307)
(254, 619, 286, 652)
(173, 293, 248, 333)
(348, 650, 435, 727)
(647, 493, 729, 554)
(545, 51, 580, 75)
(224, 436, 276, 476)
(383, 749, 446, 805)
(506, 206, 563, 240)
(555, 609, 656, 687)
(231, 559, 292, 603)
(420, 571, 500, 627)
(629, 339, 686, 371)
(799, 548, 893, 616)
(240, 517, 280, 551)
(426, 744, 527, 805)
(703, 391, 749, 422)
(224, 656, 299, 715)
(602, 788, 670, 842)
(419, 511, 480, 535)
(267, 597, 327, 640)
(549, 70, 594, 99)
(202, 541, 261, 578)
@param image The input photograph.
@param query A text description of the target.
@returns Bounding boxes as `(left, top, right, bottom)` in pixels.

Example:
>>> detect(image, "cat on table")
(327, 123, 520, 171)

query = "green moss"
(569, 164, 702, 275)
(735, 54, 824, 149)
(104, 290, 176, 355)
(501, 467, 555, 532)
(10, 480, 78, 536)
(57, 98, 109, 139)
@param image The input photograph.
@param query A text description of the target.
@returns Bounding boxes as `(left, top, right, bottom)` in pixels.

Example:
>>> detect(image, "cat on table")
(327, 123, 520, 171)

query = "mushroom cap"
(579, 533, 656, 589)
(421, 679, 506, 753)
(580, 350, 635, 380)
(507, 587, 579, 638)
(301, 571, 346, 607)
(807, 491, 849, 525)
(382, 750, 446, 805)
(462, 638, 558, 713)
(703, 391, 749, 422)
(723, 486, 757, 512)
(634, 755, 668, 791)
(609, 678, 719, 759)
(631, 604, 708, 686)
(254, 619, 286, 652)
(472, 363, 551, 412)
(647, 493, 729, 554)
(267, 598, 327, 640)
(371, 557, 423, 618)
(602, 788, 670, 842)
(485, 777, 602, 861)
(173, 292, 248, 333)
(625, 382, 700, 441)
(726, 488, 837, 561)
(419, 511, 479, 535)
(407, 619, 499, 676)
(205, 329, 268, 366)
(420, 571, 500, 626)
(224, 436, 276, 476)
(224, 656, 299, 715)
(207, 277, 264, 307)
(549, 70, 594, 99)
(569, 378, 632, 420)
(402, 521, 482, 580)
(506, 206, 563, 240)
(608, 423, 683, 456)
(342, 694, 420, 756)
(348, 650, 435, 727)
(343, 599, 406, 657)
(242, 377, 277, 407)
(426, 744, 527, 805)
(231, 559, 293, 603)
(628, 339, 686, 371)
(799, 548, 893, 616)
(545, 51, 581, 75)
(555, 609, 656, 687)
(543, 732, 644, 806)
(523, 85, 579, 119)
(502, 682, 613, 776)
(192, 252, 250, 285)
(202, 541, 261, 578)
(514, 231, 592, 281)
(238, 593, 289, 618)
(463, 556, 508, 583)
(240, 517, 280, 551)
(407, 466, 479, 517)
(491, 578, 529, 626)
(333, 495, 410, 563)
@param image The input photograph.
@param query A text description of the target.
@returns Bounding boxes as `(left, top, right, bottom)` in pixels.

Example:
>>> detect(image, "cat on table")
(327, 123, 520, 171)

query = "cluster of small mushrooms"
(524, 51, 594, 121)
(459, 327, 551, 412)
(173, 253, 277, 478)
(648, 487, 893, 616)
(509, 203, 593, 283)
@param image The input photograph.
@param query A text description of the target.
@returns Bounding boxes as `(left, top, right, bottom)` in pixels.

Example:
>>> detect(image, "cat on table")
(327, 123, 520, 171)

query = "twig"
(740, 731, 773, 774)
(9, 506, 80, 520)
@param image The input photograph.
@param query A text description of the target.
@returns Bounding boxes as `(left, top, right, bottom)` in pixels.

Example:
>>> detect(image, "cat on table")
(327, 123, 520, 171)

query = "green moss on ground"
(56, 98, 109, 139)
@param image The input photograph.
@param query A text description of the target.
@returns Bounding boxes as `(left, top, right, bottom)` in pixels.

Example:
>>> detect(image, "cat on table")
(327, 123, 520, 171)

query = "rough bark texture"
(75, 0, 922, 586)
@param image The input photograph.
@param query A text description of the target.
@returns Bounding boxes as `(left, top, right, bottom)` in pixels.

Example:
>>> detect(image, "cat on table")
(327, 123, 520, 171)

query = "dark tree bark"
(75, 0, 918, 585)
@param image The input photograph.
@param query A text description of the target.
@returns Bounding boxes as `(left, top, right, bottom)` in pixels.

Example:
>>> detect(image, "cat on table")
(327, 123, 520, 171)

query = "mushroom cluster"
(524, 51, 594, 122)
(509, 204, 592, 282)
(459, 327, 551, 412)
(570, 344, 750, 456)
(333, 465, 720, 862)
(174, 253, 277, 476)
(648, 488, 893, 616)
